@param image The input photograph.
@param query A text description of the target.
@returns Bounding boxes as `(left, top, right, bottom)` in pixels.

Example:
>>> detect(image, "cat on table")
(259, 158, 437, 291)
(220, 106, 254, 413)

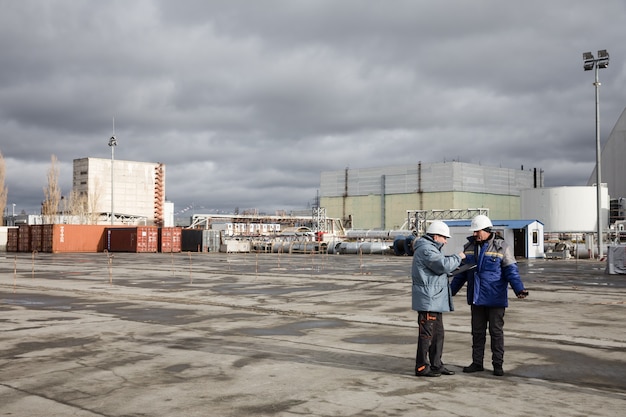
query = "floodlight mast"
(108, 118, 117, 225)
(583, 50, 609, 259)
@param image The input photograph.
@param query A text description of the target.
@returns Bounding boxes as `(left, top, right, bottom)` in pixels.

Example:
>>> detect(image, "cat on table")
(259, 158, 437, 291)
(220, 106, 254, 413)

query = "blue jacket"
(450, 234, 525, 308)
(411, 235, 463, 312)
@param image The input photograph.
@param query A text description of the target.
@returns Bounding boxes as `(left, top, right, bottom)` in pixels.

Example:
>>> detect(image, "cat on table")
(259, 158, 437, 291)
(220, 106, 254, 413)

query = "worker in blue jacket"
(451, 215, 528, 376)
(412, 220, 466, 377)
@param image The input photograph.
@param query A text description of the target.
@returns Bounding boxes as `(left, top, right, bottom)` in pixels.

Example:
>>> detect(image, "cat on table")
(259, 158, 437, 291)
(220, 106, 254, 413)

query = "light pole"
(583, 49, 609, 259)
(108, 133, 117, 225)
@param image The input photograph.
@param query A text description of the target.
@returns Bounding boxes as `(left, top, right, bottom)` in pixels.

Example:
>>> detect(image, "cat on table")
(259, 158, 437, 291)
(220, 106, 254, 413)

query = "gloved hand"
(516, 290, 529, 299)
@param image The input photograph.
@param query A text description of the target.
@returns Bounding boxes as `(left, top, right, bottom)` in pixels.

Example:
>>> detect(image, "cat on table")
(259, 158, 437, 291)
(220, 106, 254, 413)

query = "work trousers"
(470, 305, 506, 367)
(415, 311, 444, 373)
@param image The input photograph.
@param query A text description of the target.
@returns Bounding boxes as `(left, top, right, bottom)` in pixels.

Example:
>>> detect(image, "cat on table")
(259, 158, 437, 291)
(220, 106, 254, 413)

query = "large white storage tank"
(521, 186, 609, 232)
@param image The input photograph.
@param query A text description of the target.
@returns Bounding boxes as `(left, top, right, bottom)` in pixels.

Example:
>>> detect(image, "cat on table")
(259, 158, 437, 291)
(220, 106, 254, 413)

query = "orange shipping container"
(158, 227, 182, 253)
(42, 224, 108, 253)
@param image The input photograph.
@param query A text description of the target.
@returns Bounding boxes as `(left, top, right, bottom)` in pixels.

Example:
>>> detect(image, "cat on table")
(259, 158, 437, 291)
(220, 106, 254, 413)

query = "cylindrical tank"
(345, 229, 390, 239)
(337, 242, 360, 254)
(521, 186, 609, 233)
(358, 242, 391, 254)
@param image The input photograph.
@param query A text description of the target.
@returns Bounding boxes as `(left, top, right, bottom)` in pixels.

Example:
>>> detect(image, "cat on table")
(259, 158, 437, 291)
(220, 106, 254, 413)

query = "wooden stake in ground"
(188, 252, 193, 284)
(106, 252, 113, 285)
(32, 250, 37, 278)
(13, 255, 17, 293)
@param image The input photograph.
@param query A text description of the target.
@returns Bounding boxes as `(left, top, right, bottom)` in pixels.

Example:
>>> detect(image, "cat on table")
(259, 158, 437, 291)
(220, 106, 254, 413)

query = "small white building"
(442, 219, 545, 259)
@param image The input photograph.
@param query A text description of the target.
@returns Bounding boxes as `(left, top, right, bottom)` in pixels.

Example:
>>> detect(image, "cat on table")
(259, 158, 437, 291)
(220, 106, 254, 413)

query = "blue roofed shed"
(441, 219, 544, 259)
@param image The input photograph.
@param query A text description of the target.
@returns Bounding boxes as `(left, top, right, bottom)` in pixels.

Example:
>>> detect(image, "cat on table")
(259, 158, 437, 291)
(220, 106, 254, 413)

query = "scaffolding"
(188, 212, 345, 236)
(407, 208, 490, 235)
(313, 206, 328, 233)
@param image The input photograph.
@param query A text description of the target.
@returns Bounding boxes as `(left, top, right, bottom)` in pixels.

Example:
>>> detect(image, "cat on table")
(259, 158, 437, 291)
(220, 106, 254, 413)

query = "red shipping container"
(158, 227, 182, 253)
(30, 224, 44, 252)
(42, 224, 53, 252)
(7, 227, 18, 252)
(18, 225, 31, 252)
(42, 224, 108, 253)
(107, 226, 158, 253)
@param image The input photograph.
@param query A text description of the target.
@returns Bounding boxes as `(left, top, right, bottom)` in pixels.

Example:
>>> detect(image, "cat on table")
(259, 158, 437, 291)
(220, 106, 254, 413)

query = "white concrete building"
(73, 158, 166, 226)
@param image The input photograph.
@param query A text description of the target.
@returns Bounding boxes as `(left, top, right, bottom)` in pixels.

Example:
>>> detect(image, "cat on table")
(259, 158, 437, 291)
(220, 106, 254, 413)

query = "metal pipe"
(111, 145, 114, 225)
(594, 64, 603, 259)
(108, 123, 117, 226)
(583, 50, 608, 259)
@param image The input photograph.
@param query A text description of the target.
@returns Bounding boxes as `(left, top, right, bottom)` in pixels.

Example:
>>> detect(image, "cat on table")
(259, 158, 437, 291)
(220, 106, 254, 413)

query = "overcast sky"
(1, 0, 625, 216)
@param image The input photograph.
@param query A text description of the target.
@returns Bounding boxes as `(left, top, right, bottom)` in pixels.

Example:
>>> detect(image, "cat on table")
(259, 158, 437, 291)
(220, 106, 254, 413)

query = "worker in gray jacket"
(412, 220, 466, 377)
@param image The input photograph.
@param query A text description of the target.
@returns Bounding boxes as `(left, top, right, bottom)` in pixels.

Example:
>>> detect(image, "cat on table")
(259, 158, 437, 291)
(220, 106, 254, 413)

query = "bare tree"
(88, 177, 103, 224)
(64, 189, 89, 224)
(43, 155, 62, 224)
(0, 151, 7, 225)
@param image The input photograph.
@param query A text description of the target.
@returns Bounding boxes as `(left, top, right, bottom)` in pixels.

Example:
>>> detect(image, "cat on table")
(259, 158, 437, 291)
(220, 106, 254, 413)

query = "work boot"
(462, 363, 484, 373)
(416, 369, 442, 377)
(432, 366, 455, 375)
(493, 365, 504, 376)
(415, 365, 441, 377)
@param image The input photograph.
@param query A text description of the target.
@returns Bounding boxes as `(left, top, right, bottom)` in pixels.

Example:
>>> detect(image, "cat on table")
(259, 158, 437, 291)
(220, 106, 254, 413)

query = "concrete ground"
(1, 251, 625, 417)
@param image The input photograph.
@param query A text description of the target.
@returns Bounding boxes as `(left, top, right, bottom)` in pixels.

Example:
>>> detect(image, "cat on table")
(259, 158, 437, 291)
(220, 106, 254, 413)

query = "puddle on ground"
(1, 297, 73, 310)
(238, 319, 347, 336)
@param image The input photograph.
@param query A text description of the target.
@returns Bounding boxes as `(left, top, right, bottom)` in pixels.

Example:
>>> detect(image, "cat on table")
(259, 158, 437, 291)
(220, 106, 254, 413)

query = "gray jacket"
(411, 235, 463, 312)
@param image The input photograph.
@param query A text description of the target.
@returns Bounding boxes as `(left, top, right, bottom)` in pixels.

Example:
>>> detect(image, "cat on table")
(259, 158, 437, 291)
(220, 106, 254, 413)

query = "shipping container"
(6, 227, 18, 252)
(41, 224, 53, 252)
(42, 224, 108, 253)
(107, 226, 158, 253)
(206, 230, 221, 252)
(18, 225, 31, 252)
(1, 226, 17, 252)
(180, 229, 221, 252)
(181, 228, 204, 252)
(158, 227, 182, 253)
(30, 224, 44, 252)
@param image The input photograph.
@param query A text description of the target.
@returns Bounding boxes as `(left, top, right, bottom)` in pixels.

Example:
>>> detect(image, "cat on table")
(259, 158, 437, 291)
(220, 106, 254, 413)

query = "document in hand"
(451, 263, 477, 275)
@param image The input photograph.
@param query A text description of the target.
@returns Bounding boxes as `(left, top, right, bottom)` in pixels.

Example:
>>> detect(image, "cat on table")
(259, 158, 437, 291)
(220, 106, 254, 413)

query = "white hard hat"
(470, 214, 493, 232)
(426, 220, 451, 238)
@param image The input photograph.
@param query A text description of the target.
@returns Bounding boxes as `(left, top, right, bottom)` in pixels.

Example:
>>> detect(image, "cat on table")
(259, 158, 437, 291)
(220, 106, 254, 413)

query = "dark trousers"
(470, 305, 505, 366)
(415, 311, 444, 373)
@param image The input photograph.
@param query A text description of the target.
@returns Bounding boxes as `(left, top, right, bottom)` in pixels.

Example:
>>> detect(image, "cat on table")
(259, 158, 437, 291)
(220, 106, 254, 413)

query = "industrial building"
(586, 107, 626, 227)
(588, 107, 626, 204)
(72, 157, 167, 226)
(319, 161, 541, 231)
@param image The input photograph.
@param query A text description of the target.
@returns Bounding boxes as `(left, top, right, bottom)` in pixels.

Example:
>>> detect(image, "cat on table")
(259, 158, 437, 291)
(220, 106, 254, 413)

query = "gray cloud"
(1, 0, 625, 216)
